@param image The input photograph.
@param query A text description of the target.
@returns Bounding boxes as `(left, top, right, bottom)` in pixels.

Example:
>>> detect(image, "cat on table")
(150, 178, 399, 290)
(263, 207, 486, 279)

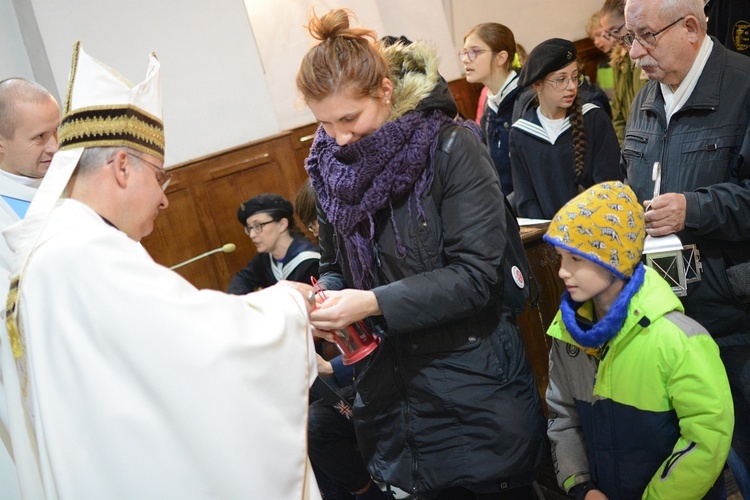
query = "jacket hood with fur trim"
(382, 40, 458, 121)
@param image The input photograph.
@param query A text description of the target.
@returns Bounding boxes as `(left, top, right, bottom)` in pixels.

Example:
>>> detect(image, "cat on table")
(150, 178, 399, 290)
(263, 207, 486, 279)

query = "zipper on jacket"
(659, 122, 671, 195)
(601, 346, 625, 497)
(387, 338, 419, 495)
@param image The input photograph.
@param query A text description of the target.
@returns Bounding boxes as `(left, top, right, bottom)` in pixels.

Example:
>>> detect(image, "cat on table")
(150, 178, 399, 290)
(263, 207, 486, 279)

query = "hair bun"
(308, 8, 351, 42)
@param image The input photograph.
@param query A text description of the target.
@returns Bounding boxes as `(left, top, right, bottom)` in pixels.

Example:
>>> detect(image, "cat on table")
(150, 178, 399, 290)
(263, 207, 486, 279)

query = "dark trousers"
(427, 484, 536, 500)
(720, 345, 750, 477)
(308, 385, 371, 493)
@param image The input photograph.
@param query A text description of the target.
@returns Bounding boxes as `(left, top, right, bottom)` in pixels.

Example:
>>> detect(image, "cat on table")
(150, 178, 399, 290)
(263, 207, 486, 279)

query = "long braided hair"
(568, 90, 586, 180)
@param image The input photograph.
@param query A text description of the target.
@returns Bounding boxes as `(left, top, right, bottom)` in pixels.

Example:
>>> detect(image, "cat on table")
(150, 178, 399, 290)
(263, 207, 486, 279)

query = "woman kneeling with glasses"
(228, 193, 320, 294)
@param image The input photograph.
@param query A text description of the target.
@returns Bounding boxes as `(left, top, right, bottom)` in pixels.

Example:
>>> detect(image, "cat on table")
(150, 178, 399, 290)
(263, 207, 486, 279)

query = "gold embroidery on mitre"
(61, 42, 164, 158)
(63, 41, 81, 116)
(59, 105, 165, 160)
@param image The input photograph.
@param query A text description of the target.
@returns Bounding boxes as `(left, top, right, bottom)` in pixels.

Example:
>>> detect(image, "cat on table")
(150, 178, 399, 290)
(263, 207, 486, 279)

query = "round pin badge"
(511, 265, 525, 288)
(566, 344, 580, 358)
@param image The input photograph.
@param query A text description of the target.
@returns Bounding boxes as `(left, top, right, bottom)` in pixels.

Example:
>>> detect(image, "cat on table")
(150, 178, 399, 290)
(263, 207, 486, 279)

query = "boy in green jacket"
(544, 181, 733, 499)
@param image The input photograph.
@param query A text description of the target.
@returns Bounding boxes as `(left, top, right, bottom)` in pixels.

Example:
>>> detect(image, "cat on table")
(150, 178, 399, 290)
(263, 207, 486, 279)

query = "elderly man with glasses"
(599, 0, 646, 145)
(622, 0, 750, 492)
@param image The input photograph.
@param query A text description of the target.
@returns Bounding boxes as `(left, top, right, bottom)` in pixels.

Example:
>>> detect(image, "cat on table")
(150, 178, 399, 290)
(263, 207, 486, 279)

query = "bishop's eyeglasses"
(127, 152, 172, 192)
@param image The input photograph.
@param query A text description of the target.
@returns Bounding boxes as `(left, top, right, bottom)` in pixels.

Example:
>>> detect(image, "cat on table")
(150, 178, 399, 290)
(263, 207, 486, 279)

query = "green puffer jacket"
(546, 265, 733, 499)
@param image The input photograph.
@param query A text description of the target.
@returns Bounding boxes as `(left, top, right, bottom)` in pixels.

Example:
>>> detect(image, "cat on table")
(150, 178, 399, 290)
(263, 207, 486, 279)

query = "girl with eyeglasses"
(509, 38, 621, 220)
(460, 23, 522, 198)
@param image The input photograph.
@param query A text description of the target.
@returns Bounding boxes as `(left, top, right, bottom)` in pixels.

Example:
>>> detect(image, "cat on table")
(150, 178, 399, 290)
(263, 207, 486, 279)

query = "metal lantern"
(643, 234, 702, 297)
(642, 161, 702, 297)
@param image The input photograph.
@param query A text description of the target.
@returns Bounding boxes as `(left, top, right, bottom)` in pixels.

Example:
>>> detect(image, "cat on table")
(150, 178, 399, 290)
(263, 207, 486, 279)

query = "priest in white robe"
(0, 78, 61, 500)
(2, 42, 321, 500)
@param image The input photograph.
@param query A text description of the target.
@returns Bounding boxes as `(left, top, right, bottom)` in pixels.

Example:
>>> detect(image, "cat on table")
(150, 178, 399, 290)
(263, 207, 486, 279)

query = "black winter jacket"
(315, 46, 548, 496)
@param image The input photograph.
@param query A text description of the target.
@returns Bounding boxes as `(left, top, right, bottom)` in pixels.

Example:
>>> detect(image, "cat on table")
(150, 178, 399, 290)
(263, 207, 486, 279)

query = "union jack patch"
(335, 401, 353, 419)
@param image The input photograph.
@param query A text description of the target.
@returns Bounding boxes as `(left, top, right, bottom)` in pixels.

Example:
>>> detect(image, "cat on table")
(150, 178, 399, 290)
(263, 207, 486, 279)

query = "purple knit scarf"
(306, 109, 452, 289)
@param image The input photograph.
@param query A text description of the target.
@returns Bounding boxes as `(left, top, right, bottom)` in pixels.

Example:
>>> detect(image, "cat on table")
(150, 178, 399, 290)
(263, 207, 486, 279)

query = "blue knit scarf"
(306, 109, 452, 290)
(560, 263, 646, 348)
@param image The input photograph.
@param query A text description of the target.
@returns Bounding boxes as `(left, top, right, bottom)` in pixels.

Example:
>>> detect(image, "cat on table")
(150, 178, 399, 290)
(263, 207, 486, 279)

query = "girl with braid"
(509, 38, 621, 219)
(298, 8, 548, 499)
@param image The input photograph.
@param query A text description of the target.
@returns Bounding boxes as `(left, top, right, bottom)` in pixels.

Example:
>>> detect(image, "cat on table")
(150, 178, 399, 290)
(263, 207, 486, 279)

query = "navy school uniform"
(509, 103, 622, 219)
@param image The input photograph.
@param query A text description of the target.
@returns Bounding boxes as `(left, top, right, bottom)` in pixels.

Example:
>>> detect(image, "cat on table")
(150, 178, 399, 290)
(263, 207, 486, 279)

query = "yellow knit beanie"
(543, 181, 646, 279)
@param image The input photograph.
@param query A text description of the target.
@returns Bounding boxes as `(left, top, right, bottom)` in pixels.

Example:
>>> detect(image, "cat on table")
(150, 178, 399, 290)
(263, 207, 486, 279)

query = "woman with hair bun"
(509, 38, 621, 220)
(461, 22, 522, 197)
(298, 8, 548, 499)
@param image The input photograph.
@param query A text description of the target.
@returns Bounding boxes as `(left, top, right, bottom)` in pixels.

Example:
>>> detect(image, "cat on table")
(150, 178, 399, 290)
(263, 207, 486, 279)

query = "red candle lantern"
(311, 277, 380, 365)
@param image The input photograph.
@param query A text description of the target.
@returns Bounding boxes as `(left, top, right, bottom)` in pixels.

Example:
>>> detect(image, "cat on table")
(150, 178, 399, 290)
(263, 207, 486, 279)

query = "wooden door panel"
(202, 161, 291, 290)
(144, 185, 221, 290)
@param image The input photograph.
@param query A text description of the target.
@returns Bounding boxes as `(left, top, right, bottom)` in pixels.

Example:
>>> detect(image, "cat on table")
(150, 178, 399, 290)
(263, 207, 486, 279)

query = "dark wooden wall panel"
(291, 122, 319, 180)
(145, 182, 221, 289)
(574, 36, 609, 86)
(142, 133, 304, 292)
(447, 78, 483, 121)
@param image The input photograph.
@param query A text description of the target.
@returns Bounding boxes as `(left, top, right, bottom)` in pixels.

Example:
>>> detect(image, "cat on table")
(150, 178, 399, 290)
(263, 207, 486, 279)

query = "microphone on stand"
(170, 243, 236, 270)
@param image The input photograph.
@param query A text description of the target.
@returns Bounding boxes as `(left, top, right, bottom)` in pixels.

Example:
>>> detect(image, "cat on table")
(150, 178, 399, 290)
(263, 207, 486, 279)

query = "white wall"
(246, 0, 462, 131)
(377, 0, 463, 81)
(245, 0, 386, 131)
(451, 0, 603, 54)
(0, 0, 35, 82)
(17, 0, 279, 167)
(2, 0, 596, 166)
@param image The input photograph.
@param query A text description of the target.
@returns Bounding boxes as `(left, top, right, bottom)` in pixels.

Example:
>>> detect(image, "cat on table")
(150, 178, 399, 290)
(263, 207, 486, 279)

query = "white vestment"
(0, 171, 42, 276)
(0, 170, 41, 500)
(3, 198, 320, 500)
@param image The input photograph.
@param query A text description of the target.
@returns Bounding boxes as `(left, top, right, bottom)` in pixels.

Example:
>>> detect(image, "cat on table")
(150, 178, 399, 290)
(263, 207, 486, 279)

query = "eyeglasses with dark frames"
(458, 47, 489, 62)
(244, 220, 276, 236)
(602, 22, 626, 41)
(621, 16, 685, 48)
(127, 152, 172, 192)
